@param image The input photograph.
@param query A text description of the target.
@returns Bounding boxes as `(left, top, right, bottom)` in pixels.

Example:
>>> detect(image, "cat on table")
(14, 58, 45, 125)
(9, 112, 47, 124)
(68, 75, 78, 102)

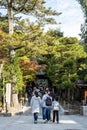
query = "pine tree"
(77, 0, 87, 48)
(0, 0, 61, 34)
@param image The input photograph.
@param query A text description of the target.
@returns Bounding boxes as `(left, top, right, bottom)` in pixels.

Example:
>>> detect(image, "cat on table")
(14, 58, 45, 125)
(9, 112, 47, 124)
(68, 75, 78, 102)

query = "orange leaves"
(20, 59, 46, 74)
(20, 59, 46, 81)
(20, 60, 36, 71)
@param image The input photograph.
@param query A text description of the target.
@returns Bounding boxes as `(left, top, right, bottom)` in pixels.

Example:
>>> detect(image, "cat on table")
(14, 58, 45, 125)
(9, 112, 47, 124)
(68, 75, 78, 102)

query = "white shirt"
(52, 100, 59, 111)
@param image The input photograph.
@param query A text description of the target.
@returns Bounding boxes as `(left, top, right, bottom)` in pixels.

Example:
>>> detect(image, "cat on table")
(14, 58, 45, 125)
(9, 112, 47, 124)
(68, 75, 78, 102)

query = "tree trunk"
(8, 0, 14, 34)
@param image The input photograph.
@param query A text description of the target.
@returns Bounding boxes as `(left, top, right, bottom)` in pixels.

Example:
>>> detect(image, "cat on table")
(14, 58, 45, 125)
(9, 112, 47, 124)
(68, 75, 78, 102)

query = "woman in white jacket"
(30, 91, 41, 124)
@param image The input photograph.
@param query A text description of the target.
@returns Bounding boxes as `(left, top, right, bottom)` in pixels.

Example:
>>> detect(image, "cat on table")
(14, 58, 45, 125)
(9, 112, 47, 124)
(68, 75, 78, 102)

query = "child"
(30, 91, 41, 124)
(52, 96, 60, 123)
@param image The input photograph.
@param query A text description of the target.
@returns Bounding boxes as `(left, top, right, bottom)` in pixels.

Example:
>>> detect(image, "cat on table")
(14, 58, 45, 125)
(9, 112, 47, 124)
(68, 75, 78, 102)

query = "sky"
(45, 0, 84, 39)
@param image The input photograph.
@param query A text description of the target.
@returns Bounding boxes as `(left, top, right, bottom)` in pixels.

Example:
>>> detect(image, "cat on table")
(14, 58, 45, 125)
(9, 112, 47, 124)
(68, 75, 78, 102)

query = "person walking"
(52, 96, 60, 123)
(41, 89, 52, 123)
(30, 91, 41, 124)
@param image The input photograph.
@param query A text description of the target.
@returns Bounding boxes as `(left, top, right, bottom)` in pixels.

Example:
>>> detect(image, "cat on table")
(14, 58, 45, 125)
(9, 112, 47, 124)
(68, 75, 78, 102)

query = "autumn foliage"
(20, 59, 46, 81)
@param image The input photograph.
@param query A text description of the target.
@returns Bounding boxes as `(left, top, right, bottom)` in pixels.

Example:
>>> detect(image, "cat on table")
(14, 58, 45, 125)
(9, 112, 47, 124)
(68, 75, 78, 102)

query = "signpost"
(6, 83, 11, 112)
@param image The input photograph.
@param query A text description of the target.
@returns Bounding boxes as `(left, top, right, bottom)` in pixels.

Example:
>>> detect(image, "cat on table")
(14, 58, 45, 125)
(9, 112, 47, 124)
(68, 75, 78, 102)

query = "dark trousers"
(53, 110, 59, 122)
(34, 112, 39, 123)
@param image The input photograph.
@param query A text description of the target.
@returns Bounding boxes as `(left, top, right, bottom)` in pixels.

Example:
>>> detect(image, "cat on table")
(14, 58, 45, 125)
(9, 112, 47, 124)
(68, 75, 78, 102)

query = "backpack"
(45, 96, 52, 106)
